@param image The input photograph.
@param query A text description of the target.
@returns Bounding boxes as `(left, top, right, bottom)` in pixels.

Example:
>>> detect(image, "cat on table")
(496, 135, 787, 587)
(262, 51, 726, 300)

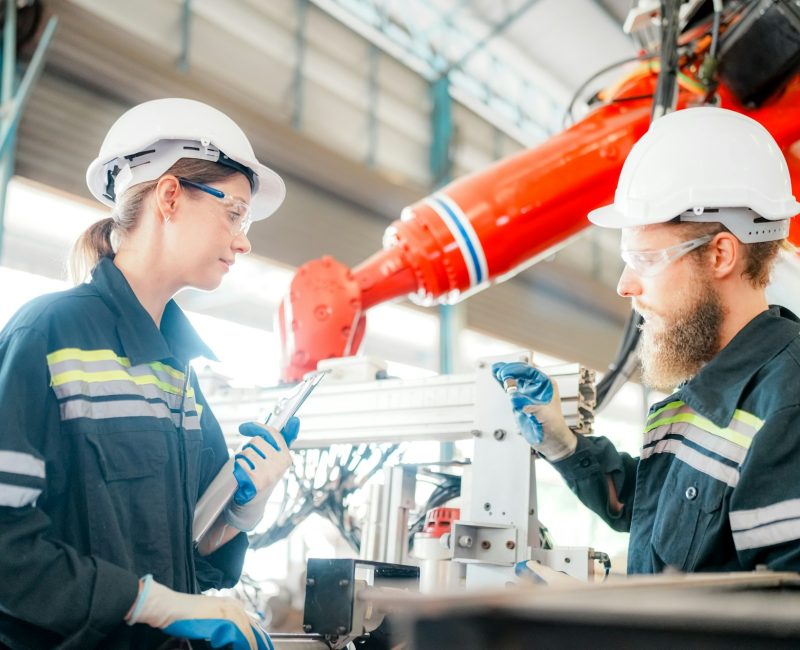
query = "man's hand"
(491, 362, 578, 461)
(225, 417, 300, 531)
(127, 575, 272, 650)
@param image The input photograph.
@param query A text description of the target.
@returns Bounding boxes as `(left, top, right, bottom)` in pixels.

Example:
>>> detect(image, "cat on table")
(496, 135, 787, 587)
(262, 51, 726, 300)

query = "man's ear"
(708, 231, 739, 280)
(154, 175, 181, 224)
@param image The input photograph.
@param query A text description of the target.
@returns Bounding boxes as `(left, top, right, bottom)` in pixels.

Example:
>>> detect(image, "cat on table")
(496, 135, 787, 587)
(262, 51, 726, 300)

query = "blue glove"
(127, 574, 274, 650)
(226, 417, 299, 531)
(165, 619, 273, 650)
(492, 362, 554, 444)
(233, 416, 299, 505)
(492, 362, 577, 461)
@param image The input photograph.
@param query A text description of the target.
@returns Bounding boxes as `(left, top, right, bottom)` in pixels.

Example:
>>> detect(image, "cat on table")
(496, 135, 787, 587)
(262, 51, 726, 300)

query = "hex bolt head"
(336, 626, 348, 635)
(303, 624, 313, 632)
(339, 578, 350, 587)
(306, 578, 315, 587)
(493, 429, 507, 441)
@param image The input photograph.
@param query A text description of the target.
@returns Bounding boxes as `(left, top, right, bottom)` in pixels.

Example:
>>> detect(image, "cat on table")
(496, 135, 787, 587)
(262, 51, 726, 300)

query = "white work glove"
(126, 574, 271, 650)
(492, 362, 578, 462)
(224, 417, 299, 531)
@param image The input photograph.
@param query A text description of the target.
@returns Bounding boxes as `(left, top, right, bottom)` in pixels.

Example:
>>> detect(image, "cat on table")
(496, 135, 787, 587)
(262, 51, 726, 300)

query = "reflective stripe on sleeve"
(0, 451, 45, 479)
(0, 484, 42, 508)
(0, 451, 45, 507)
(730, 499, 800, 550)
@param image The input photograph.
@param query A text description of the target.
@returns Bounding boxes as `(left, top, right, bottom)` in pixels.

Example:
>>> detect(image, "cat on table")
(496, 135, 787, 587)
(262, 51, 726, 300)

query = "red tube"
(279, 75, 800, 381)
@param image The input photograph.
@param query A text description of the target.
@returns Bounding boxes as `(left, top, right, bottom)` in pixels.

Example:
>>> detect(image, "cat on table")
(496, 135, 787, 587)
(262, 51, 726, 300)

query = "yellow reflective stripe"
(47, 348, 190, 388)
(47, 348, 132, 367)
(732, 408, 764, 431)
(149, 361, 185, 382)
(647, 400, 684, 422)
(644, 412, 752, 449)
(51, 369, 193, 397)
(196, 403, 204, 416)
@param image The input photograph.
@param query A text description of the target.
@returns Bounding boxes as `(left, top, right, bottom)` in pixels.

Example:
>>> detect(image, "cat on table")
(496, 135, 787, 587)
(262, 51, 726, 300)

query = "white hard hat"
(86, 98, 285, 221)
(589, 107, 800, 243)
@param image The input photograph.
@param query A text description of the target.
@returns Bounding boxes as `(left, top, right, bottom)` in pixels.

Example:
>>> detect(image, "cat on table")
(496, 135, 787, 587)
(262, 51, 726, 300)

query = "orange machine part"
(279, 72, 800, 382)
(422, 507, 461, 539)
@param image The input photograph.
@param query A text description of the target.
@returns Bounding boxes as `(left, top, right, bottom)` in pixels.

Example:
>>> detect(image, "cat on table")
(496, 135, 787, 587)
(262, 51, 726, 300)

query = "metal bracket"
(450, 522, 518, 566)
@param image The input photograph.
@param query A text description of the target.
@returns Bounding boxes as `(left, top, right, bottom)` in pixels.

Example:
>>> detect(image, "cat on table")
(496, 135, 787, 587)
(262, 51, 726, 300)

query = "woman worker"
(0, 98, 294, 650)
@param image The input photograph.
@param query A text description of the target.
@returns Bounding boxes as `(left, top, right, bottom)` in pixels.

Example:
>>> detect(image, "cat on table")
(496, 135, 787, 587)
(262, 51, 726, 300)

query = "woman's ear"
(154, 175, 181, 224)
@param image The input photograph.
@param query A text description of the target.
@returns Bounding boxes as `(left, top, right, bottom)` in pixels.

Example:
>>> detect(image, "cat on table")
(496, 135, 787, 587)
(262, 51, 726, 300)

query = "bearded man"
(493, 107, 800, 573)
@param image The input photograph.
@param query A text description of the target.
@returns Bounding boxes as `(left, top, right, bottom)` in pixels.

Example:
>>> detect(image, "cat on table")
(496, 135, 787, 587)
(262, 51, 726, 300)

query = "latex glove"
(492, 362, 577, 461)
(127, 574, 273, 650)
(224, 416, 299, 531)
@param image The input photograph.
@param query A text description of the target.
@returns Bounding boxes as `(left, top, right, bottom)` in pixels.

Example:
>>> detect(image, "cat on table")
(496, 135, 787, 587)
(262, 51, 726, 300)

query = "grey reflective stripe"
(0, 484, 42, 507)
(640, 437, 740, 487)
(0, 451, 45, 478)
(52, 378, 188, 410)
(645, 420, 748, 466)
(732, 519, 800, 550)
(730, 498, 800, 531)
(58, 399, 201, 431)
(727, 415, 760, 439)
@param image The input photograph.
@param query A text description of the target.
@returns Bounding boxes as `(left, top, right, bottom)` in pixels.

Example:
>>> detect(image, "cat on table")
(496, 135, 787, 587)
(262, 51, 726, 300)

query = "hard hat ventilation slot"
(124, 149, 156, 161)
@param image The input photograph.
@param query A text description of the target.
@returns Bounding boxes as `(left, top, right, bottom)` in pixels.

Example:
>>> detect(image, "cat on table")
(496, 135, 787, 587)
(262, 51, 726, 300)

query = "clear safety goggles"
(620, 234, 713, 278)
(179, 177, 252, 236)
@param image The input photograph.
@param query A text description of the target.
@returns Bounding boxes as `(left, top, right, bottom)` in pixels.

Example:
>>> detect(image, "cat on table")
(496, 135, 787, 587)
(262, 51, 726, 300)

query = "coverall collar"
(679, 305, 800, 427)
(90, 256, 218, 366)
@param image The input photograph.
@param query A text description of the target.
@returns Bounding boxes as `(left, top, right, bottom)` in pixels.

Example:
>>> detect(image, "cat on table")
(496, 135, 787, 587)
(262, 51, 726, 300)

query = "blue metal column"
(431, 76, 459, 460)
(0, 0, 17, 263)
(366, 43, 379, 167)
(0, 12, 58, 263)
(292, 0, 309, 130)
(177, 0, 192, 73)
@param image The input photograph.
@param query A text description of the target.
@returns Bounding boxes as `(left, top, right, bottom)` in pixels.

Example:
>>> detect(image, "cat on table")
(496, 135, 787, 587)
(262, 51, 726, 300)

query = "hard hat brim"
(251, 163, 286, 221)
(587, 203, 628, 229)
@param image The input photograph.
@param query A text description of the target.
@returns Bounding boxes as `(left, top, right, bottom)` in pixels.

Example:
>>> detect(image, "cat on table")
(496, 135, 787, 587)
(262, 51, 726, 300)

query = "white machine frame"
(207, 352, 599, 584)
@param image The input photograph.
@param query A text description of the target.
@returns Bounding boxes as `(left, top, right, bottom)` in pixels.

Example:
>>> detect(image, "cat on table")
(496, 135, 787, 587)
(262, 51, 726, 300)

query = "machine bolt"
(339, 578, 350, 587)
(457, 535, 473, 548)
(505, 541, 516, 550)
(306, 578, 315, 587)
(303, 624, 313, 632)
(483, 502, 491, 511)
(493, 429, 506, 441)
(481, 540, 491, 550)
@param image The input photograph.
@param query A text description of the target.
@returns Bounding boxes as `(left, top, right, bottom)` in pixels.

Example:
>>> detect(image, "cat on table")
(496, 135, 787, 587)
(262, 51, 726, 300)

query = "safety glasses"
(178, 178, 252, 236)
(621, 234, 713, 278)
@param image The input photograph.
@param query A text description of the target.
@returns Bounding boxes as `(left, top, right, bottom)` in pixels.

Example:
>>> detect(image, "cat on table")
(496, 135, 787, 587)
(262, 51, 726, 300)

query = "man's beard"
(637, 279, 724, 393)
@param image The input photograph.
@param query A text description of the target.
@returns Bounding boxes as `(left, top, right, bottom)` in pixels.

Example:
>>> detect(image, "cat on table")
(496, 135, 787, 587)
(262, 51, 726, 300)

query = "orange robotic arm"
(277, 71, 800, 382)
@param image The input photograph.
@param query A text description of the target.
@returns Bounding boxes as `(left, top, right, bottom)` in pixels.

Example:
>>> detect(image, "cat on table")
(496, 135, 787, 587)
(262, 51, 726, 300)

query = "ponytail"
(68, 217, 116, 285)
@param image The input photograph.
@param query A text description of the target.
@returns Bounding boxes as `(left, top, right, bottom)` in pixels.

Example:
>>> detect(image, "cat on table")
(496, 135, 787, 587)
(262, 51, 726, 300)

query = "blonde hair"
(69, 159, 242, 284)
